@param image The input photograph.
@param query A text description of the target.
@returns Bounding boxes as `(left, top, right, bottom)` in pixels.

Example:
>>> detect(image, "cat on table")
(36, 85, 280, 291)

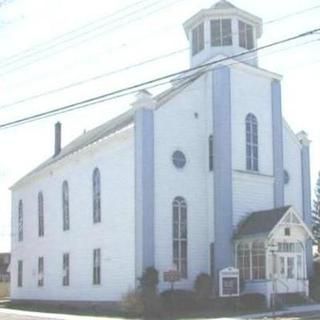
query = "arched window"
(38, 192, 44, 237)
(18, 200, 23, 242)
(252, 241, 266, 280)
(173, 197, 187, 278)
(209, 135, 213, 171)
(246, 113, 258, 171)
(93, 168, 101, 223)
(62, 181, 70, 231)
(237, 242, 250, 280)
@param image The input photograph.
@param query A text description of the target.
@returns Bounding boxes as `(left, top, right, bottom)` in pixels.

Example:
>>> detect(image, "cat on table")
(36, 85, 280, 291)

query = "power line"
(0, 0, 153, 65)
(2, 22, 320, 110)
(0, 27, 319, 130)
(0, 1, 319, 76)
(0, 0, 186, 75)
(264, 4, 320, 24)
(0, 47, 188, 110)
(1, 36, 318, 111)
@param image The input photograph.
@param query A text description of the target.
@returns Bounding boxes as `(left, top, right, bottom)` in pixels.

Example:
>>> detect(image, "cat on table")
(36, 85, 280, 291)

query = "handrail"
(276, 277, 290, 292)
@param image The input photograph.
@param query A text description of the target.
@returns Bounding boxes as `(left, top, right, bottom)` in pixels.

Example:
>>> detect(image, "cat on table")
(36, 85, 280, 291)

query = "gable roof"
(11, 70, 205, 189)
(235, 206, 291, 238)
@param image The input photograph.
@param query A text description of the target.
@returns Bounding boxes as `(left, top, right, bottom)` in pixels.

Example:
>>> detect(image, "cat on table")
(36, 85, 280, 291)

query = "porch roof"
(234, 206, 291, 238)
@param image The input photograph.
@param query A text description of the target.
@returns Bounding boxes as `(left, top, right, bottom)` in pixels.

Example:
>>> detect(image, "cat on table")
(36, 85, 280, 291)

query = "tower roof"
(212, 0, 236, 10)
(183, 1, 263, 39)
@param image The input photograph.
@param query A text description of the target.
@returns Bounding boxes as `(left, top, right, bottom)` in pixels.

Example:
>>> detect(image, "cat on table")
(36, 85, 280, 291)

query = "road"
(0, 309, 319, 320)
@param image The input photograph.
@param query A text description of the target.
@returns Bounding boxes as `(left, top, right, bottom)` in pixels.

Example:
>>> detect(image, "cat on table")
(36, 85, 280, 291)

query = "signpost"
(163, 269, 181, 290)
(219, 267, 240, 297)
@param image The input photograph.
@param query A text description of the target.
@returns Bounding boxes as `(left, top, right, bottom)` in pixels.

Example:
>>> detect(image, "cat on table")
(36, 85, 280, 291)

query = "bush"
(194, 273, 213, 307)
(121, 289, 144, 316)
(139, 267, 162, 317)
(310, 273, 320, 302)
(239, 293, 266, 311)
(161, 289, 196, 313)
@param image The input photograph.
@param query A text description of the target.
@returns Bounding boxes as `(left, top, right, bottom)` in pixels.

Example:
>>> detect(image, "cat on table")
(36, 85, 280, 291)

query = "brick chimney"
(54, 122, 62, 157)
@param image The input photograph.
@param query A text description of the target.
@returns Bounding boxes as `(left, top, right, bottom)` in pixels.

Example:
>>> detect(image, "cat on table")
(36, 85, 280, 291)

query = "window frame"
(17, 260, 23, 287)
(209, 135, 214, 171)
(93, 248, 101, 285)
(251, 241, 266, 280)
(18, 200, 23, 242)
(62, 180, 70, 231)
(38, 192, 44, 237)
(211, 18, 232, 47)
(38, 256, 44, 287)
(63, 253, 70, 286)
(173, 197, 188, 278)
(245, 113, 259, 171)
(92, 168, 101, 224)
(192, 23, 205, 56)
(237, 242, 250, 281)
(238, 20, 254, 50)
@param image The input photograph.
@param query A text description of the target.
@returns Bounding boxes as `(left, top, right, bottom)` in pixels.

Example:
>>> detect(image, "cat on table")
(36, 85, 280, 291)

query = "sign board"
(219, 267, 240, 297)
(163, 270, 181, 283)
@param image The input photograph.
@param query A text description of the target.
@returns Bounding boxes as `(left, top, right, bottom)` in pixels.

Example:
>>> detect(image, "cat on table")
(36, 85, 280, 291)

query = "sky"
(0, 0, 319, 252)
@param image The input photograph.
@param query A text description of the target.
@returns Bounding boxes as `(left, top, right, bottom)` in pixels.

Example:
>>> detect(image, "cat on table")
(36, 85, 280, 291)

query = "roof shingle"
(235, 206, 291, 238)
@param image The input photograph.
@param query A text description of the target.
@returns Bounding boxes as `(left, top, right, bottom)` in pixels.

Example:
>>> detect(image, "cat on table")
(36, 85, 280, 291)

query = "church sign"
(219, 267, 240, 297)
(163, 269, 181, 290)
(163, 269, 180, 283)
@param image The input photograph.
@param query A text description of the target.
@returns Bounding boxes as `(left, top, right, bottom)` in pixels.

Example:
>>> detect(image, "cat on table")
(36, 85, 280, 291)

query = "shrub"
(239, 293, 266, 311)
(161, 289, 196, 313)
(140, 267, 159, 289)
(194, 273, 213, 306)
(139, 267, 162, 317)
(121, 289, 144, 316)
(310, 273, 320, 302)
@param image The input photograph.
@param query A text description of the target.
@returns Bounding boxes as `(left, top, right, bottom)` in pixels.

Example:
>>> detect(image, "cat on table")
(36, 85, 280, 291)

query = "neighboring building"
(0, 253, 10, 298)
(10, 0, 314, 306)
(0, 253, 10, 283)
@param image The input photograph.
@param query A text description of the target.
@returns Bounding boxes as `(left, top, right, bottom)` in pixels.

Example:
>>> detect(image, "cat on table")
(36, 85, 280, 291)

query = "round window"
(284, 170, 290, 184)
(172, 150, 186, 169)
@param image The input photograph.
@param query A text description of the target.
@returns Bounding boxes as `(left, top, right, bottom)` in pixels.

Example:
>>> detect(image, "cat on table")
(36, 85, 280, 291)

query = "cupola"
(183, 0, 263, 67)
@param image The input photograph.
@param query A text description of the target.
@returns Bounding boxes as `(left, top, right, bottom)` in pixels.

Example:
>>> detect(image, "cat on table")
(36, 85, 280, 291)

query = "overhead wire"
(0, 0, 155, 65)
(1, 1, 320, 75)
(4, 1, 320, 90)
(0, 27, 319, 130)
(0, 0, 187, 75)
(2, 4, 320, 110)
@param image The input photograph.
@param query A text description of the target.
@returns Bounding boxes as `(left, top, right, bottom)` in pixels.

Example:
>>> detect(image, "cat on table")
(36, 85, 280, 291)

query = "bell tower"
(183, 0, 263, 67)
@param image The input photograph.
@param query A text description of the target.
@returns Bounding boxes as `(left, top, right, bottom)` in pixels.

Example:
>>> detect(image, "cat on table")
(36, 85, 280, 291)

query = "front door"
(277, 253, 304, 292)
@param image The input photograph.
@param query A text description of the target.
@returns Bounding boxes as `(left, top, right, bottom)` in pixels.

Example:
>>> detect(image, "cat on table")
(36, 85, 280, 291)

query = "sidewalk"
(0, 303, 319, 320)
(0, 307, 125, 319)
(226, 303, 320, 319)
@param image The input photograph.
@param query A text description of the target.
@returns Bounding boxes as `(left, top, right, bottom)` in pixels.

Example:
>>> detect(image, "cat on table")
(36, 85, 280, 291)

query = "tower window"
(211, 19, 232, 47)
(239, 21, 254, 50)
(192, 23, 204, 56)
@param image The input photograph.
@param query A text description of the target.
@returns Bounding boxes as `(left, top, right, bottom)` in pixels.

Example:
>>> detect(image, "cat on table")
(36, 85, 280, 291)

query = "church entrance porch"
(233, 206, 314, 306)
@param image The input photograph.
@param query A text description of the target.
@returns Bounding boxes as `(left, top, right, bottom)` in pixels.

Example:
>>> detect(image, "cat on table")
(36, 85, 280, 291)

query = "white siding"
(154, 74, 212, 290)
(231, 68, 274, 176)
(233, 172, 274, 227)
(283, 123, 303, 215)
(11, 128, 135, 301)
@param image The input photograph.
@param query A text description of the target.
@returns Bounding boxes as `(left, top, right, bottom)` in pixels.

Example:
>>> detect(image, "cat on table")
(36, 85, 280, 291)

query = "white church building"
(11, 0, 314, 306)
